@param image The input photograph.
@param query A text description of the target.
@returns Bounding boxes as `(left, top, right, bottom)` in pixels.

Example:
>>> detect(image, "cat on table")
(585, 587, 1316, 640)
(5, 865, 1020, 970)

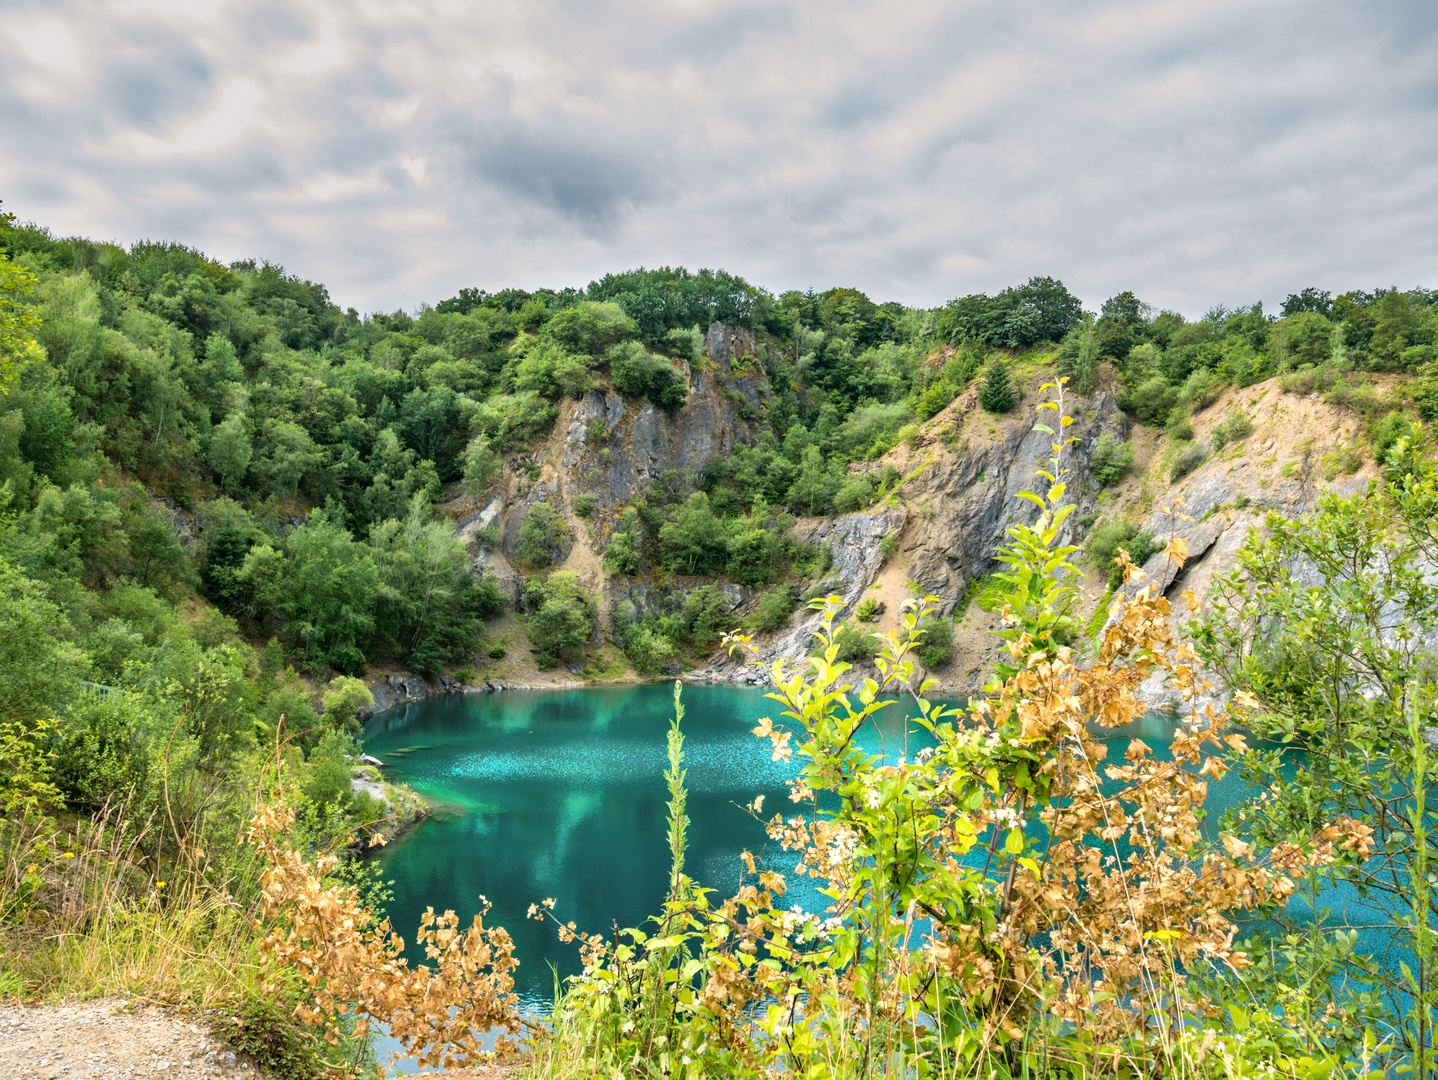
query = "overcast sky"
(2, 0, 1436, 318)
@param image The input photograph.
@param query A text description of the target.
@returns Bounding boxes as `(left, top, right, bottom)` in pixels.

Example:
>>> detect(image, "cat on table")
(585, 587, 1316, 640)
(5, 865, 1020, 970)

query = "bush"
(819, 621, 880, 663)
(516, 501, 570, 567)
(1371, 410, 1411, 464)
(751, 585, 797, 632)
(487, 644, 506, 659)
(1090, 432, 1133, 487)
(608, 342, 688, 411)
(1164, 412, 1194, 442)
(1088, 521, 1160, 589)
(832, 475, 875, 514)
(1179, 368, 1224, 412)
(1210, 411, 1254, 449)
(914, 614, 954, 668)
(879, 533, 898, 562)
(1120, 375, 1179, 426)
(572, 493, 597, 518)
(525, 571, 595, 668)
(977, 359, 1016, 414)
(225, 997, 327, 1080)
(1170, 441, 1208, 481)
(855, 597, 880, 622)
(602, 511, 643, 576)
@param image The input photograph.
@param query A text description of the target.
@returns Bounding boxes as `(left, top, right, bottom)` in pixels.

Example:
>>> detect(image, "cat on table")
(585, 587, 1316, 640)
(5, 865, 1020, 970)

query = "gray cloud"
(0, 0, 1434, 316)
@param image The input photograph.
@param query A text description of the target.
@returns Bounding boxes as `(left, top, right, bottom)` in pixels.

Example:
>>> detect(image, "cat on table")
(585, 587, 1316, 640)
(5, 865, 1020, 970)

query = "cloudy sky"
(2, 0, 1436, 317)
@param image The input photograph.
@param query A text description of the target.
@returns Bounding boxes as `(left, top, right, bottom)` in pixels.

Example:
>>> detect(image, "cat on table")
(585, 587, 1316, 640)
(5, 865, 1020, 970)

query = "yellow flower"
(62, 852, 75, 859)
(156, 881, 167, 888)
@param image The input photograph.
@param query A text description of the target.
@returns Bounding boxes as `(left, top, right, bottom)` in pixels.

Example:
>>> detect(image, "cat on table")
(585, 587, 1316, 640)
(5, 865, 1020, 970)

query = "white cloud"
(0, 0, 1435, 316)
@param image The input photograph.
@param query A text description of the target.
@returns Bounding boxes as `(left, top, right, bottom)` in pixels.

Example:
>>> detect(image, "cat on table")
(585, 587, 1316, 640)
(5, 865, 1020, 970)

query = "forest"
(4, 199, 1438, 1078)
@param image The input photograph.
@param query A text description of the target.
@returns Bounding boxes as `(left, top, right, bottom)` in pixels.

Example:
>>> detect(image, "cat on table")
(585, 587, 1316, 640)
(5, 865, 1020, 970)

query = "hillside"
(4, 210, 1438, 1075)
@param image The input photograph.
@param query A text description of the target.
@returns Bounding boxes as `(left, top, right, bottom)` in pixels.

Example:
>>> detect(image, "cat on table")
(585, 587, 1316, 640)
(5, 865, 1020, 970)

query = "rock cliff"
(443, 329, 1383, 701)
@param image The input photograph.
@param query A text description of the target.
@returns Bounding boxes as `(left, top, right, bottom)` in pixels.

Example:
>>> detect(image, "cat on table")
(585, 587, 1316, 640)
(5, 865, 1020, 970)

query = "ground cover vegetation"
(4, 198, 1438, 1075)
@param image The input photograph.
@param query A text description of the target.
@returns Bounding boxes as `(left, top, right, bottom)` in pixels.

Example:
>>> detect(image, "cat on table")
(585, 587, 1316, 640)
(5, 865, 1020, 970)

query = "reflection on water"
(363, 684, 939, 1018)
(362, 685, 1395, 1070)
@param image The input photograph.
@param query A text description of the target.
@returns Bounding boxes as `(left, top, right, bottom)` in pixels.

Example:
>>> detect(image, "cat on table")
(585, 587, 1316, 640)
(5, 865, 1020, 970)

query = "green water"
(362, 683, 942, 1011)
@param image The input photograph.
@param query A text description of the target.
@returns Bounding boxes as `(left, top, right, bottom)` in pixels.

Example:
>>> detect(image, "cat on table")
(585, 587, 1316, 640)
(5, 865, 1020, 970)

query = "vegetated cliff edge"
(402, 325, 1383, 714)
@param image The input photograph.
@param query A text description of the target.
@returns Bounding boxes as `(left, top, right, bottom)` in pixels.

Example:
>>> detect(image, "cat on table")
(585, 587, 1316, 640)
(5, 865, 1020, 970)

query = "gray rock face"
(362, 672, 468, 717)
(902, 392, 1127, 613)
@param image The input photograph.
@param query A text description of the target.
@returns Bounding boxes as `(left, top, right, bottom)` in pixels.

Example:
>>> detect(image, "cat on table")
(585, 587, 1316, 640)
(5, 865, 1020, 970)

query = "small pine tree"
(978, 359, 1016, 414)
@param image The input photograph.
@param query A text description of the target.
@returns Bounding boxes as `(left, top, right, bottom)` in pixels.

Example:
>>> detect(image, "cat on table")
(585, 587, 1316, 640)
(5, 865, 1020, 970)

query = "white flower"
(865, 788, 881, 809)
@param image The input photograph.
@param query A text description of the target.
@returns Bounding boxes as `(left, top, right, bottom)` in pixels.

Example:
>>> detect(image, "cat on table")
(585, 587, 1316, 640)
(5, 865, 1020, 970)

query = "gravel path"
(0, 999, 516, 1079)
(0, 998, 265, 1079)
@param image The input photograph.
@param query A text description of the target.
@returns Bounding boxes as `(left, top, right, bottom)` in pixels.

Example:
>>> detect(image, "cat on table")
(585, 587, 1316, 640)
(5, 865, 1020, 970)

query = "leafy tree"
(280, 509, 379, 674)
(460, 434, 500, 497)
(525, 571, 595, 668)
(545, 301, 637, 354)
(0, 202, 44, 391)
(516, 500, 570, 567)
(370, 497, 486, 675)
(914, 614, 954, 668)
(321, 676, 374, 733)
(977, 358, 1016, 413)
(784, 446, 840, 516)
(603, 510, 643, 576)
(659, 492, 727, 575)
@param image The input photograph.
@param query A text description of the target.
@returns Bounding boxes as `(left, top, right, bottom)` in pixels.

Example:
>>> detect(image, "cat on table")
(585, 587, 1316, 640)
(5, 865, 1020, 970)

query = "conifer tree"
(978, 357, 1016, 413)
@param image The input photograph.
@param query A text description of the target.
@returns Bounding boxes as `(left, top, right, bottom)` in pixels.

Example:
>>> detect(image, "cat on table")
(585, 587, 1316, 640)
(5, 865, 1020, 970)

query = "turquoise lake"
(360, 684, 1228, 1012)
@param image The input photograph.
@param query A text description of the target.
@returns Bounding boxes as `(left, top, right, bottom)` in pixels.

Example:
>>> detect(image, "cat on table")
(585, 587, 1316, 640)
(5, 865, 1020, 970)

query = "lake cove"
(362, 683, 944, 1012)
(362, 685, 1393, 1068)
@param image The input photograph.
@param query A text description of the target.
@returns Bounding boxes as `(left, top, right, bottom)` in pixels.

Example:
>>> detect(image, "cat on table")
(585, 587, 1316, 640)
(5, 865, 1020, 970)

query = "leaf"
(1004, 828, 1025, 854)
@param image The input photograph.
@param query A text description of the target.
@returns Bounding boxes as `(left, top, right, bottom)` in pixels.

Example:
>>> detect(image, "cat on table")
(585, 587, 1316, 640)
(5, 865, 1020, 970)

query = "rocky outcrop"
(362, 672, 471, 717)
(898, 390, 1127, 613)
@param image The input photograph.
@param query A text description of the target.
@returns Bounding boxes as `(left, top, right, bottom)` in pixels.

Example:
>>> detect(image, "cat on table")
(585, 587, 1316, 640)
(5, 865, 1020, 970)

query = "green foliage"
(321, 675, 373, 733)
(1170, 440, 1209, 480)
(1090, 431, 1133, 486)
(607, 341, 688, 411)
(1121, 374, 1180, 425)
(460, 434, 500, 496)
(1087, 519, 1160, 590)
(571, 493, 596, 518)
(516, 500, 570, 568)
(854, 596, 879, 622)
(913, 613, 954, 667)
(977, 357, 1016, 414)
(525, 571, 595, 668)
(878, 532, 898, 562)
(602, 511, 643, 576)
(750, 584, 797, 632)
(1210, 409, 1254, 449)
(1179, 366, 1225, 411)
(224, 997, 327, 1080)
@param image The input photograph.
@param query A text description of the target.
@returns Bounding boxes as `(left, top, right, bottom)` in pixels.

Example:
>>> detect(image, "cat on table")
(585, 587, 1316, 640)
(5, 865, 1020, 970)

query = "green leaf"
(1004, 828, 1025, 854)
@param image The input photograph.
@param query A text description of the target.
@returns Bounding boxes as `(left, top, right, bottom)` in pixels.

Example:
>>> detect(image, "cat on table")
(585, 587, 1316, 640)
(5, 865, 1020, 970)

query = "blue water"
(361, 684, 1406, 1068)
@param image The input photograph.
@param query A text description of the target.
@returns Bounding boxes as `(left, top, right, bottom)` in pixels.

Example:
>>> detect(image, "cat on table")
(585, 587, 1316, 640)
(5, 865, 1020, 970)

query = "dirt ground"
(0, 999, 513, 1080)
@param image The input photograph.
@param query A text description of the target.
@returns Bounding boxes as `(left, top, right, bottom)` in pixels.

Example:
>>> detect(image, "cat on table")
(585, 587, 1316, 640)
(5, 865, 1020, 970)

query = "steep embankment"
(430, 325, 1381, 705)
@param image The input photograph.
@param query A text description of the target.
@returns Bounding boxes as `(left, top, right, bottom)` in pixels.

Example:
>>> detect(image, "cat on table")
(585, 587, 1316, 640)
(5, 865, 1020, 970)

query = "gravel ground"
(0, 999, 514, 1079)
(0, 998, 265, 1079)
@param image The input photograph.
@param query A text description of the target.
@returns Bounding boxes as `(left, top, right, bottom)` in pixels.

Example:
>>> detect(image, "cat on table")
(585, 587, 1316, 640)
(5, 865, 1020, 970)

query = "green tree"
(977, 358, 1016, 414)
(784, 446, 840, 516)
(659, 492, 727, 575)
(281, 510, 379, 673)
(525, 571, 595, 668)
(1192, 476, 1438, 1039)
(516, 501, 569, 567)
(460, 434, 500, 497)
(0, 202, 45, 392)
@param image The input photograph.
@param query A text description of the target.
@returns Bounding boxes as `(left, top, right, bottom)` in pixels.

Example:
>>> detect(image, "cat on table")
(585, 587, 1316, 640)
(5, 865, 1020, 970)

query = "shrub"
(914, 614, 954, 668)
(516, 501, 569, 567)
(1088, 520, 1160, 589)
(977, 358, 1016, 414)
(1090, 432, 1133, 487)
(1170, 441, 1208, 481)
(487, 644, 506, 659)
(820, 621, 880, 663)
(602, 511, 643, 576)
(832, 475, 875, 514)
(608, 342, 688, 411)
(1164, 412, 1194, 442)
(855, 597, 880, 622)
(751, 585, 797, 632)
(1120, 375, 1179, 426)
(1179, 367, 1224, 412)
(1210, 410, 1254, 449)
(525, 571, 595, 668)
(879, 533, 898, 562)
(572, 493, 597, 518)
(1371, 410, 1410, 463)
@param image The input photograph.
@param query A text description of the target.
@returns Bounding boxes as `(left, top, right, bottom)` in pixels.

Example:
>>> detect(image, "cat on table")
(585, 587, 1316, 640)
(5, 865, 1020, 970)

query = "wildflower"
(62, 852, 74, 859)
(156, 881, 166, 888)
(865, 788, 881, 809)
